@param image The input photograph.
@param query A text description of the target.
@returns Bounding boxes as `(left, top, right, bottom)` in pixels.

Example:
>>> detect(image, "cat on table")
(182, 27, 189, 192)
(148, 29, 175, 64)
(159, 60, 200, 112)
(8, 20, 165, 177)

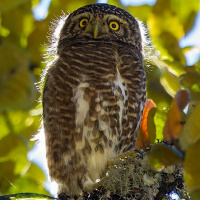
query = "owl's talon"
(58, 192, 70, 200)
(107, 150, 136, 169)
(93, 179, 103, 189)
(83, 178, 94, 193)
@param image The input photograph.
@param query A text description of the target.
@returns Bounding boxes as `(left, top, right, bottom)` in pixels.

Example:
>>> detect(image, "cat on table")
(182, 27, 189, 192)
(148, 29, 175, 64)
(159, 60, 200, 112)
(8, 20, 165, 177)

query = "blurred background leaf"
(148, 143, 183, 171)
(179, 103, 200, 151)
(184, 139, 200, 194)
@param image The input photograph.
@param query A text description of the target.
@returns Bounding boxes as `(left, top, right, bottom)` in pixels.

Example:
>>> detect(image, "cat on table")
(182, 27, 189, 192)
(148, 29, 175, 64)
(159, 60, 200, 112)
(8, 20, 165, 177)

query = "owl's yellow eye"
(109, 21, 120, 31)
(79, 18, 89, 28)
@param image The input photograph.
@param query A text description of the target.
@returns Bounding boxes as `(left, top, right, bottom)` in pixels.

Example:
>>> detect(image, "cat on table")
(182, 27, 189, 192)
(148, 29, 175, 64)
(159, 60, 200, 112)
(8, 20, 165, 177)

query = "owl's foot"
(83, 178, 94, 193)
(58, 192, 70, 200)
(107, 149, 137, 169)
(93, 178, 104, 189)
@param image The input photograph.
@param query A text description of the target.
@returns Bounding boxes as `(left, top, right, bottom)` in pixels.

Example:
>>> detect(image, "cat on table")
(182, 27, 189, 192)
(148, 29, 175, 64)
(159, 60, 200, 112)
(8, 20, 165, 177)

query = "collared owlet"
(42, 3, 146, 197)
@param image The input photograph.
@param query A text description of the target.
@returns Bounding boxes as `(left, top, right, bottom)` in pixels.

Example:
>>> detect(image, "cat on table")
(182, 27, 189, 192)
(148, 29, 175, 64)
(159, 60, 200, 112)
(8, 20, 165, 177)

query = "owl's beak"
(93, 24, 99, 39)
(86, 18, 102, 39)
(91, 18, 102, 39)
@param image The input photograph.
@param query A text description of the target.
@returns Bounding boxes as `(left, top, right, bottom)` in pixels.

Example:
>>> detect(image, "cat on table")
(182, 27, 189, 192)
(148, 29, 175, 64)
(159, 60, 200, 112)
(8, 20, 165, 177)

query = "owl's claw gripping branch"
(107, 149, 137, 169)
(58, 193, 70, 200)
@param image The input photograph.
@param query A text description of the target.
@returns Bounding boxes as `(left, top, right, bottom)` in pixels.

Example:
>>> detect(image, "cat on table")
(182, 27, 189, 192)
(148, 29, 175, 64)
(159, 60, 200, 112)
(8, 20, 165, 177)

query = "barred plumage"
(43, 3, 146, 197)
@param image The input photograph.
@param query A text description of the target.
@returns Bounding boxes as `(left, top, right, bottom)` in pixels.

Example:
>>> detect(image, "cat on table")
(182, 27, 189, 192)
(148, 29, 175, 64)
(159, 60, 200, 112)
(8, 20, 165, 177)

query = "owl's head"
(58, 4, 142, 48)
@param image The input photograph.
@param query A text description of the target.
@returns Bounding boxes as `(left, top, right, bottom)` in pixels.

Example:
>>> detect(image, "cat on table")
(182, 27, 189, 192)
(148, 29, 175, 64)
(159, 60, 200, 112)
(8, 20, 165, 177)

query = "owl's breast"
(59, 42, 119, 78)
(71, 70, 128, 181)
(58, 42, 145, 148)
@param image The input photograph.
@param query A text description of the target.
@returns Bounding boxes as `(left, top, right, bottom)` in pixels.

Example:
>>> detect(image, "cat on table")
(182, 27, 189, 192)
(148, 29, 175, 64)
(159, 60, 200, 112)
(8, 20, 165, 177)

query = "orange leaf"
(135, 99, 156, 150)
(163, 90, 190, 141)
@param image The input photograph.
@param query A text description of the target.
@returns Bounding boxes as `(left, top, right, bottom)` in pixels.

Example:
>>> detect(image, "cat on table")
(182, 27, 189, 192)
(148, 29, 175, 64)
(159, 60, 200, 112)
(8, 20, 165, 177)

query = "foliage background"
(0, 0, 199, 196)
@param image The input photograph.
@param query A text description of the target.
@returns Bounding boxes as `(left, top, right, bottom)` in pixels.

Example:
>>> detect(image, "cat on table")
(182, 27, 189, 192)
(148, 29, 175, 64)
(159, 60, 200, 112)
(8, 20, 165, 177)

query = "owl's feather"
(43, 3, 146, 197)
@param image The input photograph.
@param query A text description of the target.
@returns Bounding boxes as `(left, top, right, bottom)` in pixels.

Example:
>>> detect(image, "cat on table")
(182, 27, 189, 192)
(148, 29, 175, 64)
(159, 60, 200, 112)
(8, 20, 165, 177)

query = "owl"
(43, 3, 146, 197)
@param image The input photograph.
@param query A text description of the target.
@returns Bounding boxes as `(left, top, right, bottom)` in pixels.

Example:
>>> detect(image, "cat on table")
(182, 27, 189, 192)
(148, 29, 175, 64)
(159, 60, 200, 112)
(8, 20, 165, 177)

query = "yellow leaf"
(154, 108, 168, 142)
(148, 143, 183, 171)
(160, 69, 181, 97)
(190, 189, 200, 200)
(179, 103, 200, 150)
(147, 107, 156, 144)
(148, 12, 184, 40)
(184, 139, 200, 192)
(0, 43, 37, 110)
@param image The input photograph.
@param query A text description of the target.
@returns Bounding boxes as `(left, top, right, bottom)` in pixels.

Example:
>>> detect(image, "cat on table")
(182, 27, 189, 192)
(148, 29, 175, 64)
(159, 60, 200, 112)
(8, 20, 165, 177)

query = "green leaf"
(0, 0, 28, 12)
(159, 31, 186, 63)
(180, 70, 200, 101)
(31, 0, 40, 7)
(25, 163, 46, 183)
(127, 5, 153, 21)
(0, 161, 17, 193)
(163, 60, 185, 76)
(8, 177, 49, 195)
(180, 71, 200, 89)
(1, 1, 32, 41)
(183, 11, 198, 34)
(27, 20, 48, 65)
(154, 108, 168, 142)
(184, 139, 200, 192)
(190, 189, 200, 200)
(0, 134, 29, 174)
(179, 103, 200, 150)
(147, 107, 156, 144)
(6, 110, 41, 140)
(160, 68, 181, 97)
(182, 46, 197, 54)
(107, 0, 123, 8)
(149, 1, 184, 40)
(0, 43, 37, 110)
(0, 135, 25, 158)
(49, 0, 96, 16)
(148, 143, 183, 171)
(146, 65, 172, 108)
(0, 113, 10, 140)
(171, 0, 199, 34)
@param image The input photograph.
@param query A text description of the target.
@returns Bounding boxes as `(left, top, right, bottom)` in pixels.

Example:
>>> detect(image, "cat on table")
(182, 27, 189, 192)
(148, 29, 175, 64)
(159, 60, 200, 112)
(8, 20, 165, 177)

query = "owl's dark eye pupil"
(82, 21, 87, 26)
(111, 24, 116, 28)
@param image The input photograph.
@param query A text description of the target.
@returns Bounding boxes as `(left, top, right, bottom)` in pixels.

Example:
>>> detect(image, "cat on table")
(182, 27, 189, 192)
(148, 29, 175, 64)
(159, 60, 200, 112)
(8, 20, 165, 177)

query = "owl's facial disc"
(59, 4, 142, 46)
(78, 16, 106, 39)
(89, 19, 120, 39)
(78, 15, 123, 41)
